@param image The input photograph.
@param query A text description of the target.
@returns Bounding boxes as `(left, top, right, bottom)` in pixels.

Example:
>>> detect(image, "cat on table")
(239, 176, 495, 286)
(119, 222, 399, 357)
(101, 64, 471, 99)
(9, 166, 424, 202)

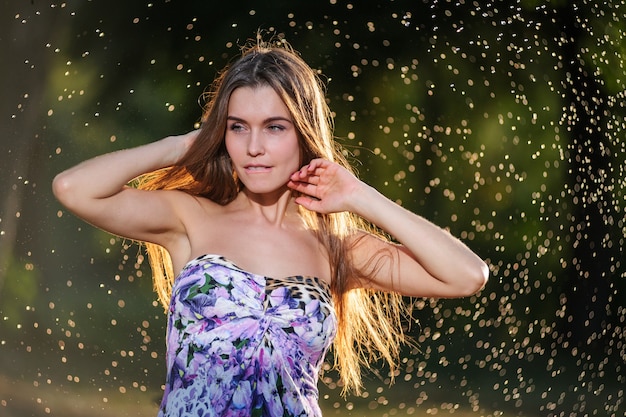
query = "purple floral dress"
(158, 254, 337, 417)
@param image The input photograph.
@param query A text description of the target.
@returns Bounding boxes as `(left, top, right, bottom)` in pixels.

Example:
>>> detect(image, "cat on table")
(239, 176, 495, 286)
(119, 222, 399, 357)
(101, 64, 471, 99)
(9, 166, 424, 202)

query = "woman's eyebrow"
(226, 115, 293, 124)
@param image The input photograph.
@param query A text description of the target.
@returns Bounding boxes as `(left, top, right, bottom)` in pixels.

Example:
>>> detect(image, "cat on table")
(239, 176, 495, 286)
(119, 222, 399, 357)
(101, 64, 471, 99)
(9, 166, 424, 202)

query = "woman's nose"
(247, 131, 265, 156)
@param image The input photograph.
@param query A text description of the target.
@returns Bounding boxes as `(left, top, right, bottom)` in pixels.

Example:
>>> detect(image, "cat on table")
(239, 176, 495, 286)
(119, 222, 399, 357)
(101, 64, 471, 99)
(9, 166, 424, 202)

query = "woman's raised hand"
(288, 159, 365, 214)
(288, 160, 488, 298)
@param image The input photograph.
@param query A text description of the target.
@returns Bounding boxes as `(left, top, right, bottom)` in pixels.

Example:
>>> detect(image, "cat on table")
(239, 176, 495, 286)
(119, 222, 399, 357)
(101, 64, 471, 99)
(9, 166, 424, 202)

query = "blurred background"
(1, 0, 624, 416)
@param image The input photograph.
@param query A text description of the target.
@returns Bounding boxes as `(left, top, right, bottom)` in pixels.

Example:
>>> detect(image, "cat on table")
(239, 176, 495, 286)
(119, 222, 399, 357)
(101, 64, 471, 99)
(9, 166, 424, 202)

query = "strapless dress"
(157, 254, 337, 417)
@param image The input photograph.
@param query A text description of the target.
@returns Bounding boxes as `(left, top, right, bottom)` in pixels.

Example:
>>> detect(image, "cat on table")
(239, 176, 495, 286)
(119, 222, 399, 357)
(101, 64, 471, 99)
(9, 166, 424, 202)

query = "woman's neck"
(235, 187, 301, 226)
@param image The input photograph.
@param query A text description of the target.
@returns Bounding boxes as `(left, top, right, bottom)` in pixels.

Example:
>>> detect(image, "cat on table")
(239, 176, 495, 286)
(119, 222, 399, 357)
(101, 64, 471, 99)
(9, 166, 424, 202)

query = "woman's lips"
(244, 165, 272, 173)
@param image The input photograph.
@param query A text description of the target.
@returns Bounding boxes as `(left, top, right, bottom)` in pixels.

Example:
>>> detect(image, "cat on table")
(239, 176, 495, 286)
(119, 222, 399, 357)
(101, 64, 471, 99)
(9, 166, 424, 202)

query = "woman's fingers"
(291, 168, 319, 185)
(288, 179, 317, 196)
(292, 159, 331, 180)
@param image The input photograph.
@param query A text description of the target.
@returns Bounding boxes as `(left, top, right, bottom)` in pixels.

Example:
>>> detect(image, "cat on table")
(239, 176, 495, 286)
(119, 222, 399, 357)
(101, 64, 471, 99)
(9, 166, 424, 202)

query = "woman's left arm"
(289, 159, 489, 298)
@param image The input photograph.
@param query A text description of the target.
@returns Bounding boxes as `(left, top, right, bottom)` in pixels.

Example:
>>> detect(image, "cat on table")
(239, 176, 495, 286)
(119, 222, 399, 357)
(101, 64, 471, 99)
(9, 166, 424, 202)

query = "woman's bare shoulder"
(160, 191, 233, 269)
(168, 190, 229, 221)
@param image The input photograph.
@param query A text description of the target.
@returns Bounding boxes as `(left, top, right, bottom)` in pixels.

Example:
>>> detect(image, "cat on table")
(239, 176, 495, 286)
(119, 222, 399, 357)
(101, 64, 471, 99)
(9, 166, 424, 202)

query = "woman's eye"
(228, 123, 244, 131)
(268, 124, 285, 132)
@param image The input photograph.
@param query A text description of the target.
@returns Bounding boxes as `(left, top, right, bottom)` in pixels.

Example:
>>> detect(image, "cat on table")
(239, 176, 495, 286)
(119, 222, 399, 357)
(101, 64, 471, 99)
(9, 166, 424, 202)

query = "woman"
(53, 40, 488, 417)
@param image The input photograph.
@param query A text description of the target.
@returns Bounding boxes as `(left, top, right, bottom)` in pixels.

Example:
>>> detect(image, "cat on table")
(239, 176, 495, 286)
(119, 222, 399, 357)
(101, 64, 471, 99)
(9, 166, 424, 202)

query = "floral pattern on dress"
(158, 254, 337, 417)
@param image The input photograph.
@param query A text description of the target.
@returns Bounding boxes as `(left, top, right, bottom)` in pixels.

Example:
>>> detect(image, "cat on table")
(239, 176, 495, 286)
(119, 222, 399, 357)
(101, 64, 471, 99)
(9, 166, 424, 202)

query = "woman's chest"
(187, 221, 331, 284)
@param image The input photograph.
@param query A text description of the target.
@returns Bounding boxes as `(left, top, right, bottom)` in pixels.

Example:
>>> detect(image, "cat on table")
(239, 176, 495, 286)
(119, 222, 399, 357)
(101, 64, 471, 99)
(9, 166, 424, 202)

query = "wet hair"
(138, 39, 410, 395)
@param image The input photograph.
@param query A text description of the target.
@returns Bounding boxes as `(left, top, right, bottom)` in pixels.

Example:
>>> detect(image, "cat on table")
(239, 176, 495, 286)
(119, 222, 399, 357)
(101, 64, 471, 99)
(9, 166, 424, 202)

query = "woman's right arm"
(52, 131, 197, 247)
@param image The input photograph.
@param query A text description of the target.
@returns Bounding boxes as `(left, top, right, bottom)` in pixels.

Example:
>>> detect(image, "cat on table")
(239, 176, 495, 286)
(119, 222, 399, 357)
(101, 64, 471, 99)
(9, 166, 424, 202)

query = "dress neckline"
(178, 253, 331, 290)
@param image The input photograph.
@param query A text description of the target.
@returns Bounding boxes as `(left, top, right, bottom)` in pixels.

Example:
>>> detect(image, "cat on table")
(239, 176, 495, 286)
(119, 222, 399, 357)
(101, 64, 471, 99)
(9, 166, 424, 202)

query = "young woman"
(53, 40, 488, 417)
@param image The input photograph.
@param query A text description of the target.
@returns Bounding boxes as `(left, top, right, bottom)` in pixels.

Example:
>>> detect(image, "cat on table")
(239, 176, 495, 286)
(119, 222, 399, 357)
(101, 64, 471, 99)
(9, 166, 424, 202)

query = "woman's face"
(225, 85, 301, 196)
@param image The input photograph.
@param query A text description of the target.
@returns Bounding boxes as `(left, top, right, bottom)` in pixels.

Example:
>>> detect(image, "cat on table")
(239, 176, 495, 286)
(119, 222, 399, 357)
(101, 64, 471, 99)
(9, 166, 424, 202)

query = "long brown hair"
(138, 39, 410, 395)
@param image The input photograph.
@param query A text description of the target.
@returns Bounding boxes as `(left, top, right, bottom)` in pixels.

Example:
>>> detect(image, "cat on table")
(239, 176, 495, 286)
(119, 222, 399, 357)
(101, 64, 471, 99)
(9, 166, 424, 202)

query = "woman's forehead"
(228, 86, 291, 120)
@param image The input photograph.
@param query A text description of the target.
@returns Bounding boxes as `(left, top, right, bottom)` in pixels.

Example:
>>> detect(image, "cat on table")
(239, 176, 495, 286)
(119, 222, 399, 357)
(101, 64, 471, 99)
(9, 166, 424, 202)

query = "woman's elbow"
(52, 171, 79, 209)
(463, 261, 489, 296)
